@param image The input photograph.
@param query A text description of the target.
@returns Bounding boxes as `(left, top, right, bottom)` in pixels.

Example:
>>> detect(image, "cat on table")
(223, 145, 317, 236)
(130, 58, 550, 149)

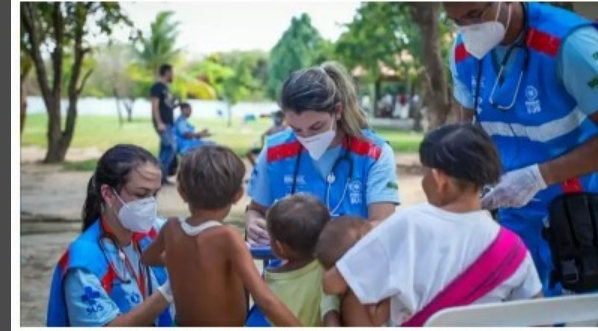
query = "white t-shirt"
(336, 203, 542, 325)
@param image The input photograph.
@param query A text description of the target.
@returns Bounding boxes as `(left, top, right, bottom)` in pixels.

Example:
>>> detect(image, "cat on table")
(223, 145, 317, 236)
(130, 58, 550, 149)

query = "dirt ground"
(19, 146, 426, 326)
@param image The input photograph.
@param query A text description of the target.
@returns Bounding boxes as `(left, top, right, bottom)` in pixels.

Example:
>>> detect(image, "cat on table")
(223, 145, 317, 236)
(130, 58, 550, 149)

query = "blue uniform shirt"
(450, 26, 598, 118)
(63, 242, 160, 326)
(248, 133, 400, 212)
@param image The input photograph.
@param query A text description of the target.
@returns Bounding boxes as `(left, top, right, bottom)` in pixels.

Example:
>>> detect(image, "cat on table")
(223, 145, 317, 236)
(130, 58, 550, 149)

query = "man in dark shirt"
(150, 64, 177, 185)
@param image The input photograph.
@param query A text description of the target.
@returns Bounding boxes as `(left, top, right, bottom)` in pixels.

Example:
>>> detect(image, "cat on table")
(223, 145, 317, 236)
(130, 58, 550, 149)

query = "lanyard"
(120, 241, 147, 300)
(101, 219, 148, 299)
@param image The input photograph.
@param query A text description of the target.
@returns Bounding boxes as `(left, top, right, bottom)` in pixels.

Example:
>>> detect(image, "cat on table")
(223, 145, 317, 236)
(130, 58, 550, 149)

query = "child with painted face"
(320, 124, 543, 326)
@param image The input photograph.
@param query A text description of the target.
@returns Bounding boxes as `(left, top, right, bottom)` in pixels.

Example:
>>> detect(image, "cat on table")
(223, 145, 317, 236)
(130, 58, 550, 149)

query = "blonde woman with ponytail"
(242, 61, 399, 326)
(244, 60, 400, 256)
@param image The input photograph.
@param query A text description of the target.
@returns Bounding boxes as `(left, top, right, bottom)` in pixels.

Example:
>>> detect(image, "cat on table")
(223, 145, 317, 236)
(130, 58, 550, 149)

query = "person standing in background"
(150, 64, 178, 186)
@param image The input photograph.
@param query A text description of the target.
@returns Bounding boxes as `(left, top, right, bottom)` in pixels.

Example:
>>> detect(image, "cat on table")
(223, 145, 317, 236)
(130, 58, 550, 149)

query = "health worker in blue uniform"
(445, 2, 598, 297)
(46, 144, 174, 326)
(244, 61, 401, 247)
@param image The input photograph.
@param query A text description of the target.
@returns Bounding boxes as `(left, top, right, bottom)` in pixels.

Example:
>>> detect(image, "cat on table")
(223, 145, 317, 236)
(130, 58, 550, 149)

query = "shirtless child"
(141, 145, 300, 326)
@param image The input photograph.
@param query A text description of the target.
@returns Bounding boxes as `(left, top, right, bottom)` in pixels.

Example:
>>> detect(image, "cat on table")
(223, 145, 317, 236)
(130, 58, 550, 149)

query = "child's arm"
(194, 128, 212, 138)
(140, 221, 168, 267)
(226, 228, 301, 326)
(321, 292, 341, 326)
(365, 298, 390, 326)
(322, 267, 349, 296)
(323, 311, 341, 326)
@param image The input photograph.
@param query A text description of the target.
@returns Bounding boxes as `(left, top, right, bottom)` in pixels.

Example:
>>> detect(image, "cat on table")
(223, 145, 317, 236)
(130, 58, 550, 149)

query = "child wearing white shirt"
(317, 123, 543, 326)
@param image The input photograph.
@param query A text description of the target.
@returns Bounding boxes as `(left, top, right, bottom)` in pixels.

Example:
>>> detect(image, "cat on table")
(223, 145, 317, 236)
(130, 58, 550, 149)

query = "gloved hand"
(481, 164, 547, 210)
(246, 216, 270, 247)
(157, 280, 173, 303)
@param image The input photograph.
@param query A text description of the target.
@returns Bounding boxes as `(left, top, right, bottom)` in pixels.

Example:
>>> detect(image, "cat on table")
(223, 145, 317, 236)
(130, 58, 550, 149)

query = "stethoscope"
(473, 2, 530, 115)
(290, 135, 354, 216)
(98, 222, 153, 299)
(474, 3, 530, 195)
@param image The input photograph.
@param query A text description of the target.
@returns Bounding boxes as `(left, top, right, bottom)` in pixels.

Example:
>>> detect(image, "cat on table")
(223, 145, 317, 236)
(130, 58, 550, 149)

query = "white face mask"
(296, 119, 336, 160)
(113, 190, 157, 234)
(459, 3, 511, 60)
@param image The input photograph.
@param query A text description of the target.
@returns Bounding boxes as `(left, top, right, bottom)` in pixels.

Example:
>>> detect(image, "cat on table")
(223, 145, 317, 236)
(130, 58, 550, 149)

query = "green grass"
(22, 114, 423, 171)
(61, 159, 101, 172)
(374, 127, 423, 153)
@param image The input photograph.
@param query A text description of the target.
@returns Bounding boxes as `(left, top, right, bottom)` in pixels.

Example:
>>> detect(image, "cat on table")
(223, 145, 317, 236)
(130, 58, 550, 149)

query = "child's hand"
(366, 299, 391, 326)
(323, 310, 342, 326)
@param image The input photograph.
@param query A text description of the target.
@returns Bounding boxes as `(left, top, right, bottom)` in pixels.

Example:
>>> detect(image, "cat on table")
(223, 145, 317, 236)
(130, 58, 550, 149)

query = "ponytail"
(321, 61, 369, 139)
(81, 174, 101, 232)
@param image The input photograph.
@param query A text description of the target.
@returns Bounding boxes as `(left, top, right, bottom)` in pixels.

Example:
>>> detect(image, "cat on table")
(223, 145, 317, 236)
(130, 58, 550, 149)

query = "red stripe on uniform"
(58, 251, 69, 277)
(526, 28, 561, 57)
(132, 227, 157, 242)
(455, 42, 470, 63)
(101, 265, 117, 294)
(344, 137, 382, 160)
(147, 227, 157, 239)
(267, 141, 302, 162)
(562, 178, 583, 194)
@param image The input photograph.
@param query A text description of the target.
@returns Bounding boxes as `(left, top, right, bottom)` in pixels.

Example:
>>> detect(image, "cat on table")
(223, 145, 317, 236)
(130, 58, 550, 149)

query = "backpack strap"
(401, 227, 528, 326)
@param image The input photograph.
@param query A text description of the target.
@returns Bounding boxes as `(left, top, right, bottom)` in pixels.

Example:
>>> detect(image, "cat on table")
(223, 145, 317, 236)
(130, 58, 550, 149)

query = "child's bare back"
(163, 219, 247, 326)
(141, 145, 301, 327)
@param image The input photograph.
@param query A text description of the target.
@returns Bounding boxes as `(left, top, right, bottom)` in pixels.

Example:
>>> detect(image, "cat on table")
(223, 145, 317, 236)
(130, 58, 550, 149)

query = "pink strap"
(401, 227, 527, 327)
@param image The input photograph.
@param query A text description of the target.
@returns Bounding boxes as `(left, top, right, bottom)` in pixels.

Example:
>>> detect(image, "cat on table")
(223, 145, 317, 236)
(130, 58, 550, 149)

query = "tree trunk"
(21, 2, 91, 163)
(44, 2, 67, 163)
(20, 69, 30, 134)
(44, 3, 91, 163)
(373, 79, 381, 117)
(226, 99, 233, 128)
(125, 99, 134, 122)
(21, 2, 55, 148)
(409, 3, 451, 130)
(113, 87, 125, 127)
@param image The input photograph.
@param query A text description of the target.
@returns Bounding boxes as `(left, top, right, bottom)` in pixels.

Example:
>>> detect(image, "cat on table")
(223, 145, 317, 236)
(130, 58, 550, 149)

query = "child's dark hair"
(82, 144, 160, 232)
(266, 193, 331, 257)
(180, 102, 191, 110)
(419, 123, 502, 189)
(279, 61, 369, 139)
(315, 216, 369, 269)
(177, 145, 245, 210)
